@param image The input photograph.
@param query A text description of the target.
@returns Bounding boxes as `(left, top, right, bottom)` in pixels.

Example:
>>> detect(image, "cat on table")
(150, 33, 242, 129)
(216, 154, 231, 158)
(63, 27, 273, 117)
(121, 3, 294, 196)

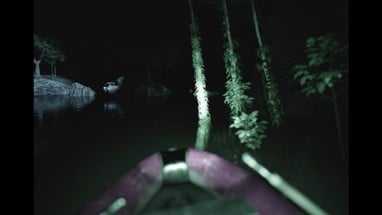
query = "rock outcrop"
(34, 76, 96, 97)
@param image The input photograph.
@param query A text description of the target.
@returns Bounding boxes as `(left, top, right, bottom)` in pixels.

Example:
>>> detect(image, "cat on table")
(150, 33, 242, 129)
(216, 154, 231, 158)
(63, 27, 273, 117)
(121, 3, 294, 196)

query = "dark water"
(34, 94, 348, 215)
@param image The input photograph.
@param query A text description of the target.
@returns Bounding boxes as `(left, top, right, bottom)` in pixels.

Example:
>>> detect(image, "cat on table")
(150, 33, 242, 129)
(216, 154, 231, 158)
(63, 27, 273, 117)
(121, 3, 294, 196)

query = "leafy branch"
(292, 34, 348, 97)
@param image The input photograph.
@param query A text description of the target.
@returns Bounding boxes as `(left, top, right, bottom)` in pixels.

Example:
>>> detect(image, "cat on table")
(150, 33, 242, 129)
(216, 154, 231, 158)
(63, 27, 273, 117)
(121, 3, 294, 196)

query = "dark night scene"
(34, 0, 348, 214)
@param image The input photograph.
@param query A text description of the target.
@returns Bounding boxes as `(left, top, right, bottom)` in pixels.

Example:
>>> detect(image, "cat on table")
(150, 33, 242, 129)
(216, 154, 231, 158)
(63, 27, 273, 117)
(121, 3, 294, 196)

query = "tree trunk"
(50, 62, 54, 79)
(222, 0, 234, 52)
(53, 62, 57, 79)
(188, 0, 211, 150)
(250, 0, 283, 125)
(331, 86, 345, 160)
(222, 0, 246, 117)
(34, 58, 41, 77)
(188, 0, 195, 26)
(50, 62, 57, 79)
(250, 0, 264, 58)
(250, 0, 271, 91)
(195, 118, 211, 150)
(188, 0, 210, 120)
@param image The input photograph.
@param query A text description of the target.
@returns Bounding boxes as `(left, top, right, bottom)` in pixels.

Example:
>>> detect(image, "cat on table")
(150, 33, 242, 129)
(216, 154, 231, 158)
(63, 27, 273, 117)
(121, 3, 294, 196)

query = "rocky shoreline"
(34, 75, 96, 97)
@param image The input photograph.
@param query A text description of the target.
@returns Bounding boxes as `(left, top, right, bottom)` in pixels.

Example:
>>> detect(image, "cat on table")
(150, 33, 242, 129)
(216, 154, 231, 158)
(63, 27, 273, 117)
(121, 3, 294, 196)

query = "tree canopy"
(34, 34, 65, 64)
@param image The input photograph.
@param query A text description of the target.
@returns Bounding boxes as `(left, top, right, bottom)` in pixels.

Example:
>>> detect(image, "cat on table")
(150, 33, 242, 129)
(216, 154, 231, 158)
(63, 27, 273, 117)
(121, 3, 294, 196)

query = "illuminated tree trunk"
(188, 0, 211, 150)
(250, 0, 284, 126)
(34, 58, 41, 77)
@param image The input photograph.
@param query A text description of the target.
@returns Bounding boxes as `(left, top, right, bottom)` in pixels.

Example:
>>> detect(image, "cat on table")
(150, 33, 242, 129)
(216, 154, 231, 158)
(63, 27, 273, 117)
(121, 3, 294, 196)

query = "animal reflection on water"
(104, 101, 125, 117)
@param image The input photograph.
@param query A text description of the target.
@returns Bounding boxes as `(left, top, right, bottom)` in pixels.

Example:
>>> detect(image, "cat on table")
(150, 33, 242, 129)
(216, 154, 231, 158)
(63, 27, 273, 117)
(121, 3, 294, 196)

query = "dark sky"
(34, 0, 348, 92)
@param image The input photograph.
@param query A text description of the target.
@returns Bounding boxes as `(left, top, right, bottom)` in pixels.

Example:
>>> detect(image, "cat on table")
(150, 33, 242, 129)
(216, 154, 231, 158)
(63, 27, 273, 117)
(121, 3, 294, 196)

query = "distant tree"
(250, 0, 284, 126)
(188, 0, 211, 150)
(293, 34, 348, 158)
(34, 34, 66, 78)
(43, 38, 66, 79)
(34, 34, 48, 77)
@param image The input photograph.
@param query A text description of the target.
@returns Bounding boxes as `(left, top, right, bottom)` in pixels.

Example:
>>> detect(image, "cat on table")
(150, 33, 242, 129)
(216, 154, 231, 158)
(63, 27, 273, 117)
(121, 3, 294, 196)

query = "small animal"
(103, 76, 125, 94)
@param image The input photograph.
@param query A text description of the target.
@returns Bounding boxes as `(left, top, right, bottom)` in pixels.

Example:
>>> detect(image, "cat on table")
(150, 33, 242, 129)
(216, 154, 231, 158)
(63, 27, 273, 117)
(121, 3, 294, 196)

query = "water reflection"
(104, 101, 125, 117)
(34, 95, 347, 215)
(34, 95, 95, 156)
(34, 95, 95, 120)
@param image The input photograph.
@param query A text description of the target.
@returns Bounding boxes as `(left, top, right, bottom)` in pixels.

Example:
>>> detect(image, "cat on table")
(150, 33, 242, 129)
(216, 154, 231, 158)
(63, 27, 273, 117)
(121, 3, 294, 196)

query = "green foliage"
(256, 46, 284, 126)
(257, 46, 271, 63)
(221, 4, 267, 150)
(34, 34, 66, 77)
(230, 111, 268, 150)
(223, 78, 253, 116)
(43, 37, 66, 64)
(293, 34, 348, 97)
(222, 39, 253, 116)
(34, 34, 65, 63)
(34, 34, 49, 58)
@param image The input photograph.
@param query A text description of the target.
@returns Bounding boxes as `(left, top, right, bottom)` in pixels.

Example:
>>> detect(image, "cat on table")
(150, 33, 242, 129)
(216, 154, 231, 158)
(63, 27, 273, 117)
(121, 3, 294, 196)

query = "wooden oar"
(242, 152, 329, 215)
